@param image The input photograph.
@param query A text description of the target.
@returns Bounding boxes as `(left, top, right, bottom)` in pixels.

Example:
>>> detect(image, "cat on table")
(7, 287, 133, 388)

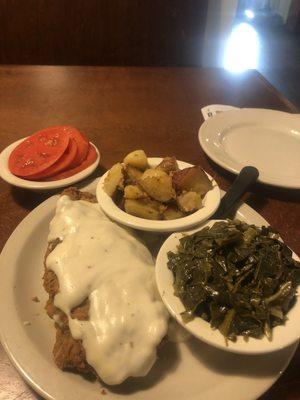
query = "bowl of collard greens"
(156, 219, 300, 354)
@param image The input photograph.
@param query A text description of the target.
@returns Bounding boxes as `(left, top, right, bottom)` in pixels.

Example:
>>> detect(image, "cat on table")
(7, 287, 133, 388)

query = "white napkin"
(201, 104, 240, 120)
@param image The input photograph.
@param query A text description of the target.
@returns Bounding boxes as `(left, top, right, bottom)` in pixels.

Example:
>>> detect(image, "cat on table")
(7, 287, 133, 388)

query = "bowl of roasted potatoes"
(96, 150, 220, 232)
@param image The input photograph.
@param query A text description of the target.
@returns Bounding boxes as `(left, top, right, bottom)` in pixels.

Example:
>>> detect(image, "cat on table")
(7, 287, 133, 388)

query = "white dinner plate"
(199, 108, 300, 189)
(0, 179, 298, 400)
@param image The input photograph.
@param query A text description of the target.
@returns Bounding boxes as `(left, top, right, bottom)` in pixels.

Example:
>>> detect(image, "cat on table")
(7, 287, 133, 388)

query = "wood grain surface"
(0, 0, 208, 66)
(0, 66, 299, 400)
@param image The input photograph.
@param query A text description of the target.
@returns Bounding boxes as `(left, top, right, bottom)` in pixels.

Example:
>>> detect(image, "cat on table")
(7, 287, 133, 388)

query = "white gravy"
(46, 195, 168, 385)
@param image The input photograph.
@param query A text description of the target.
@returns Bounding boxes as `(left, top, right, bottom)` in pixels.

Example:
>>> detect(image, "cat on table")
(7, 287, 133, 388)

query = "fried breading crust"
(43, 188, 97, 377)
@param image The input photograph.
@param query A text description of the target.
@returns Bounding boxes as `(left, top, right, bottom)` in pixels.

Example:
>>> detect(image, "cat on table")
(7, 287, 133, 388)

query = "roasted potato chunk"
(124, 198, 162, 220)
(125, 165, 143, 184)
(124, 185, 148, 200)
(123, 150, 149, 171)
(173, 166, 212, 196)
(105, 151, 212, 221)
(163, 206, 185, 220)
(177, 191, 202, 213)
(140, 169, 175, 202)
(103, 163, 124, 196)
(156, 156, 179, 174)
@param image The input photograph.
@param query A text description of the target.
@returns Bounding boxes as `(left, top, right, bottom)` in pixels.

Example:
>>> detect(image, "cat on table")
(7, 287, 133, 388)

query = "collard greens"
(167, 220, 300, 341)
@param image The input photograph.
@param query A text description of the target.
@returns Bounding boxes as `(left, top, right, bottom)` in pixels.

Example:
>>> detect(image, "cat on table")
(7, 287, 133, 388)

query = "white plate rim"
(96, 158, 221, 232)
(198, 108, 300, 189)
(0, 137, 100, 190)
(0, 182, 298, 400)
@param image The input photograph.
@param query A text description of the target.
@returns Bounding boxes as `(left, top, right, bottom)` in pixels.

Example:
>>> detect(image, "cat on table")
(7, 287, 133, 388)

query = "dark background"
(0, 0, 208, 66)
(1, 0, 300, 106)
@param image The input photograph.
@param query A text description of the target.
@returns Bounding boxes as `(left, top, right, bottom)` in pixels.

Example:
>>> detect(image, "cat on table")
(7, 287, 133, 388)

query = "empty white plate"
(199, 108, 300, 189)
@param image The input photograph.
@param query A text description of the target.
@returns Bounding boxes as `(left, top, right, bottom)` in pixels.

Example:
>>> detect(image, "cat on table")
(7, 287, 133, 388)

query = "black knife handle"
(212, 166, 259, 219)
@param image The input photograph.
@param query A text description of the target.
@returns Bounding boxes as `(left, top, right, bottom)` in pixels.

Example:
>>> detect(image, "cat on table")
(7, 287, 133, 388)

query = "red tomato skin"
(9, 126, 71, 177)
(25, 138, 78, 180)
(44, 144, 97, 181)
(69, 130, 89, 164)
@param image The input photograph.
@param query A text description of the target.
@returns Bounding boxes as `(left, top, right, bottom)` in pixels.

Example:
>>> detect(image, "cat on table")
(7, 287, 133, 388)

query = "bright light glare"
(223, 23, 259, 73)
(245, 9, 255, 19)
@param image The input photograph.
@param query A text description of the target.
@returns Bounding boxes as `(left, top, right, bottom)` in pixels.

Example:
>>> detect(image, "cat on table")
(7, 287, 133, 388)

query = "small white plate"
(156, 219, 300, 355)
(0, 137, 100, 191)
(199, 108, 300, 189)
(96, 158, 220, 233)
(0, 180, 298, 400)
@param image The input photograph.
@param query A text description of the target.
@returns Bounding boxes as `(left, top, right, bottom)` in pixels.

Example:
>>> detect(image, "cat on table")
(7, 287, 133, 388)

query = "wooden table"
(0, 66, 299, 400)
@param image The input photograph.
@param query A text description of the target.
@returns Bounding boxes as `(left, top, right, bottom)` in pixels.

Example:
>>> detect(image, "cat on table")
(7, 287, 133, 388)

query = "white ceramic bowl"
(155, 219, 300, 354)
(96, 158, 220, 232)
(0, 137, 100, 191)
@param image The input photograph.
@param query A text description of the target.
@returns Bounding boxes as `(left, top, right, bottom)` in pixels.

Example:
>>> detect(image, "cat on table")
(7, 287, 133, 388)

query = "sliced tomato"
(9, 126, 70, 177)
(26, 138, 78, 180)
(45, 144, 97, 181)
(68, 129, 89, 164)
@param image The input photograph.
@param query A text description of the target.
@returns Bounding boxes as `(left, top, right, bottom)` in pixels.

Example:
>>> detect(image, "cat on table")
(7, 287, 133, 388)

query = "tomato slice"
(9, 126, 71, 177)
(68, 129, 89, 164)
(44, 144, 97, 181)
(26, 138, 78, 180)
